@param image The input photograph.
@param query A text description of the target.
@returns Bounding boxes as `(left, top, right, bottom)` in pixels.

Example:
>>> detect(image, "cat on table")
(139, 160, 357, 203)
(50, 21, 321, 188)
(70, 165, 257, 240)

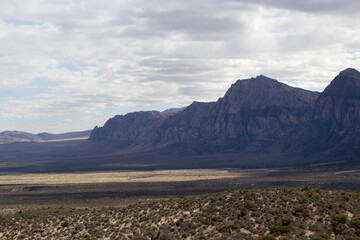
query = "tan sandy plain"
(0, 169, 238, 185)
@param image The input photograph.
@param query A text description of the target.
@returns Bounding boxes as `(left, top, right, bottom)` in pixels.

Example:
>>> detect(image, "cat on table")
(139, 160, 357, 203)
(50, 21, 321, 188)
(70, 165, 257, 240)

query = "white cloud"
(0, 0, 360, 132)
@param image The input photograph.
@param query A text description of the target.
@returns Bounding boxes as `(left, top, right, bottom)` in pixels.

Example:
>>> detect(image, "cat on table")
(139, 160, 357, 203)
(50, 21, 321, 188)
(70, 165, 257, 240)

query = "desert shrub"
(302, 209, 310, 219)
(244, 200, 252, 209)
(331, 215, 346, 223)
(270, 225, 291, 234)
(259, 236, 276, 240)
(348, 219, 360, 230)
(181, 200, 191, 208)
(330, 214, 347, 235)
(61, 221, 69, 228)
(327, 203, 335, 209)
(302, 188, 313, 197)
(281, 218, 292, 226)
(237, 208, 247, 218)
(310, 232, 330, 239)
(293, 206, 309, 219)
(282, 188, 294, 195)
(218, 223, 241, 232)
(211, 215, 221, 222)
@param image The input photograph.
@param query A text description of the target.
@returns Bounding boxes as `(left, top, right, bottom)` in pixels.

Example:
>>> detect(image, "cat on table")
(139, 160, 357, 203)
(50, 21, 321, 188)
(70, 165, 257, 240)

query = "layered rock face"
(155, 76, 319, 154)
(313, 68, 360, 131)
(88, 68, 360, 161)
(211, 76, 319, 151)
(291, 68, 360, 157)
(90, 111, 168, 151)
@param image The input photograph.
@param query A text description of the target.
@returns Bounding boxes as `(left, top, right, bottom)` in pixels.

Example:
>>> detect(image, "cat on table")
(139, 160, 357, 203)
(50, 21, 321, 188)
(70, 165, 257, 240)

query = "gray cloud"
(0, 0, 360, 133)
(240, 0, 360, 14)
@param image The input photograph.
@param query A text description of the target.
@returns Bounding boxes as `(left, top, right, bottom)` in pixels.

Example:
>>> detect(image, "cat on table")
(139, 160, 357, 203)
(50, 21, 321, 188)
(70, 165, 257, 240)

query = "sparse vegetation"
(0, 188, 359, 239)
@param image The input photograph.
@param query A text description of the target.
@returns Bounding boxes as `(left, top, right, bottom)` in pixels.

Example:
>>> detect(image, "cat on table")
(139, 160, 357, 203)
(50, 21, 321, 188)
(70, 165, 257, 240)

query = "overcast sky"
(1, 0, 360, 133)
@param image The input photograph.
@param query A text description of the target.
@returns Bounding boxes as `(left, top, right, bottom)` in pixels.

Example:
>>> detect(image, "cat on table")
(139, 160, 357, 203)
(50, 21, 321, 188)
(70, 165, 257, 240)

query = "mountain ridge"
(2, 68, 359, 171)
(0, 130, 92, 144)
(87, 68, 360, 166)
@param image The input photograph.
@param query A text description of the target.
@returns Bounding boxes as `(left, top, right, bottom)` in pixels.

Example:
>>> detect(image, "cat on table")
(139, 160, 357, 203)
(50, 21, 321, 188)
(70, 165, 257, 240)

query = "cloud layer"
(1, 0, 360, 133)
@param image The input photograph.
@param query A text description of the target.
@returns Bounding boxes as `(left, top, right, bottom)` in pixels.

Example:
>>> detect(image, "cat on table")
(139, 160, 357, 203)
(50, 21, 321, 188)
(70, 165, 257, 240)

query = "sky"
(1, 0, 360, 134)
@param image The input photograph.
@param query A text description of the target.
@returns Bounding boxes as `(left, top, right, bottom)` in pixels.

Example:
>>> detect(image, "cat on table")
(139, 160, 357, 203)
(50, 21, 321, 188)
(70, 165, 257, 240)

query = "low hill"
(0, 130, 91, 144)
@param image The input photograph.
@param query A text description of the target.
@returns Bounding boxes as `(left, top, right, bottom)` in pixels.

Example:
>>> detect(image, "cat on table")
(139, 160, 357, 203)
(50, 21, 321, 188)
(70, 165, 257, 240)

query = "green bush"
(237, 208, 247, 218)
(281, 218, 292, 226)
(293, 206, 309, 219)
(302, 209, 309, 219)
(348, 219, 360, 230)
(270, 225, 291, 234)
(331, 215, 347, 235)
(244, 200, 252, 209)
(327, 203, 335, 209)
(331, 215, 346, 224)
(218, 223, 241, 232)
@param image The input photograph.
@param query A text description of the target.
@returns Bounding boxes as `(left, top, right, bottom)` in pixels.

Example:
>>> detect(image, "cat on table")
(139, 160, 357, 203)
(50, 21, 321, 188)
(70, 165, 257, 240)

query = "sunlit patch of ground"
(37, 137, 89, 142)
(0, 169, 239, 185)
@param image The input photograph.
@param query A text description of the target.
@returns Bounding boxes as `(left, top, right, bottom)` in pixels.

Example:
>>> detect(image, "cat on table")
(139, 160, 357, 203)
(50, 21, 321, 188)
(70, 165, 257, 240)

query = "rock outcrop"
(90, 111, 168, 151)
(284, 68, 360, 159)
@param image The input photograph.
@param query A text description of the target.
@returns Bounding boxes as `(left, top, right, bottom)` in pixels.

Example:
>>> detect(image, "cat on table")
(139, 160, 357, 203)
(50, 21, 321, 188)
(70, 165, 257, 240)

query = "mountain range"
(0, 130, 91, 144)
(0, 68, 359, 172)
(88, 68, 360, 166)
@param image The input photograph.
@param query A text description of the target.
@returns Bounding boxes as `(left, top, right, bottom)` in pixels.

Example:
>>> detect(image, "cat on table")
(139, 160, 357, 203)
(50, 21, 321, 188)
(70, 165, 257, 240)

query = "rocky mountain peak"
(322, 68, 360, 97)
(313, 67, 360, 132)
(222, 75, 318, 109)
(338, 67, 360, 78)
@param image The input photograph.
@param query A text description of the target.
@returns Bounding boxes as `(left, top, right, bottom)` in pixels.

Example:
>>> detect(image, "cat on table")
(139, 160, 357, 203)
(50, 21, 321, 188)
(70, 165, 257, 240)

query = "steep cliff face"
(310, 68, 360, 157)
(89, 75, 320, 154)
(90, 111, 167, 151)
(212, 76, 319, 150)
(283, 68, 360, 157)
(313, 68, 360, 131)
(156, 75, 319, 154)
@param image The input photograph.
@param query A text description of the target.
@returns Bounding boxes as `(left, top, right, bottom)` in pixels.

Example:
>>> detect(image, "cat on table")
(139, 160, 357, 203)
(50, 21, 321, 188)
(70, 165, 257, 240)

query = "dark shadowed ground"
(1, 166, 360, 210)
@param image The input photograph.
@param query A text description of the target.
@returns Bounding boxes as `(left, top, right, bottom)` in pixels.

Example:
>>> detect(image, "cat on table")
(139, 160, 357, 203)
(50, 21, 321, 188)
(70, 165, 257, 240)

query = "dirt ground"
(1, 167, 360, 210)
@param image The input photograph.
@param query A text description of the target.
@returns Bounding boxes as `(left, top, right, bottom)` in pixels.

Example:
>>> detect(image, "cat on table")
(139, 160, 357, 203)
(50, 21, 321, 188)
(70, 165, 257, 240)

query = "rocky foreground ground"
(0, 188, 359, 239)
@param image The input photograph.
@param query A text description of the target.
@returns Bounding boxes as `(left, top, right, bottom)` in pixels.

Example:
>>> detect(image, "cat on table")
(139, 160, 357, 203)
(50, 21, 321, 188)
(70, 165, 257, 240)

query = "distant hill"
(0, 130, 91, 144)
(89, 68, 360, 165)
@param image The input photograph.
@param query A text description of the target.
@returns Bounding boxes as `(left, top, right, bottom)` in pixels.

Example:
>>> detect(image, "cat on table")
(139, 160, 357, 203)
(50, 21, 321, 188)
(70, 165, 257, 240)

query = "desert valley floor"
(0, 166, 360, 239)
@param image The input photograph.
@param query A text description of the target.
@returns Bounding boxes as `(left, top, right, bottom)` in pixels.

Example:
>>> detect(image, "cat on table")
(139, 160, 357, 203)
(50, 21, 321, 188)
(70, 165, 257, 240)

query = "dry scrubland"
(0, 188, 359, 239)
(0, 169, 237, 185)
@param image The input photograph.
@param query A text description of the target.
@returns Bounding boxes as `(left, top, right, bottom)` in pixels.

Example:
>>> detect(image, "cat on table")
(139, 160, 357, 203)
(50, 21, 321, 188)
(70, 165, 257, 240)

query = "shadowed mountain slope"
(88, 68, 360, 165)
(283, 68, 360, 160)
(88, 75, 323, 155)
